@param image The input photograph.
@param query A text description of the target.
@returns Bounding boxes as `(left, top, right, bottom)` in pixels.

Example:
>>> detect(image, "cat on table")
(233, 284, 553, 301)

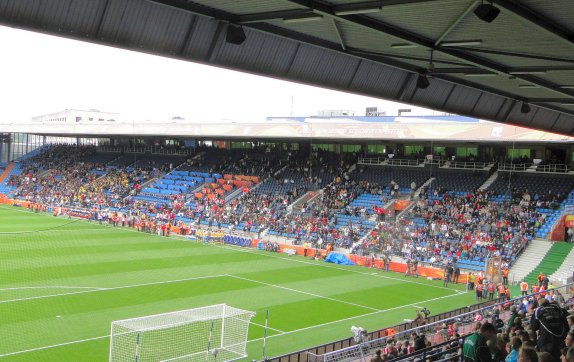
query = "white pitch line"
(250, 322, 284, 334)
(0, 335, 110, 358)
(0, 228, 110, 234)
(0, 205, 465, 294)
(259, 291, 466, 340)
(0, 286, 107, 292)
(0, 275, 227, 304)
(228, 274, 381, 312)
(215, 243, 462, 293)
(0, 291, 466, 358)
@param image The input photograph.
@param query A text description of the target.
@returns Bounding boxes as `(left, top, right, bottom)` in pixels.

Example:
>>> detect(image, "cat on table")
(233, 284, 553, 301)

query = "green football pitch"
(0, 205, 475, 361)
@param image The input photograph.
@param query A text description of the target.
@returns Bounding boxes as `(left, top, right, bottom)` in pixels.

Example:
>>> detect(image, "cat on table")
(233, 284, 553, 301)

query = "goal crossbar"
(112, 304, 254, 332)
(109, 304, 255, 362)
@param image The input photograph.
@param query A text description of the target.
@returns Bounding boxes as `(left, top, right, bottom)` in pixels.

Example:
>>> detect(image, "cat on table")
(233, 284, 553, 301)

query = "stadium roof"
(1, 0, 573, 135)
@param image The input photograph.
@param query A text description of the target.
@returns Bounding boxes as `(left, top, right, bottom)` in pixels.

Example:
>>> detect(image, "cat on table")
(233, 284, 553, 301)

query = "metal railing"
(266, 300, 496, 362)
(536, 164, 570, 173)
(97, 145, 195, 156)
(267, 283, 573, 362)
(358, 157, 385, 165)
(358, 158, 424, 167)
(97, 145, 123, 153)
(498, 163, 533, 171)
(387, 159, 424, 167)
(442, 161, 489, 170)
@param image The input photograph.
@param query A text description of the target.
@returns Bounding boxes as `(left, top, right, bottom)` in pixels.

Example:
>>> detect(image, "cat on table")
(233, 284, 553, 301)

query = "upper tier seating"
(427, 170, 490, 195)
(353, 166, 430, 195)
(487, 172, 574, 202)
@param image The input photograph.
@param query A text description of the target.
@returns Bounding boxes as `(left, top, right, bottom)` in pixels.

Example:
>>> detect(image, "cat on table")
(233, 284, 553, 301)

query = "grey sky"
(0, 25, 434, 124)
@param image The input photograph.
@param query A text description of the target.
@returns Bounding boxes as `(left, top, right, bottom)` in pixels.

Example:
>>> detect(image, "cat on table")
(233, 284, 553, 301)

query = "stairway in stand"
(477, 170, 498, 191)
(0, 162, 14, 184)
(523, 242, 574, 284)
(549, 244, 574, 283)
(509, 239, 552, 283)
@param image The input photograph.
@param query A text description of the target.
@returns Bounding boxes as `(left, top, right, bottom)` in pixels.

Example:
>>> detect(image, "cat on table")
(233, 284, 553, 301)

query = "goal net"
(109, 304, 255, 362)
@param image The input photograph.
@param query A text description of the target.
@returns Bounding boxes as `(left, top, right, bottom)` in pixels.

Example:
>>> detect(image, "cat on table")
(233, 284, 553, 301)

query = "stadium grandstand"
(1, 0, 574, 361)
(1, 110, 574, 361)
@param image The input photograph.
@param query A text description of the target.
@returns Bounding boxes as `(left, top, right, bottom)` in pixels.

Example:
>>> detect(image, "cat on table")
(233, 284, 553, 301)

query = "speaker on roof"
(226, 25, 246, 45)
(474, 3, 500, 23)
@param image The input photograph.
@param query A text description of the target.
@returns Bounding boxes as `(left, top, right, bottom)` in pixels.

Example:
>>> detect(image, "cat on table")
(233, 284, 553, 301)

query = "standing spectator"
(463, 322, 497, 362)
(469, 272, 475, 290)
(476, 281, 484, 302)
(530, 298, 569, 361)
(502, 268, 509, 286)
(453, 266, 461, 284)
(521, 280, 529, 297)
(488, 281, 496, 301)
(538, 272, 544, 287)
(444, 266, 451, 287)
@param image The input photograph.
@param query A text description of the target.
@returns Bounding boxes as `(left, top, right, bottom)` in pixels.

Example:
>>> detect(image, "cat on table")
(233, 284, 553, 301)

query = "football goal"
(109, 304, 255, 362)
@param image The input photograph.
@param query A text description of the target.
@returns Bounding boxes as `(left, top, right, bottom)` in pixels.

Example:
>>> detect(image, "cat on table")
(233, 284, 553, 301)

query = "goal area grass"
(0, 205, 474, 361)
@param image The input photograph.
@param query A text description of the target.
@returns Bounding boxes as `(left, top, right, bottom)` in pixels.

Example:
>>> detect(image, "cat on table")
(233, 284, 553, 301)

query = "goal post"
(109, 304, 255, 362)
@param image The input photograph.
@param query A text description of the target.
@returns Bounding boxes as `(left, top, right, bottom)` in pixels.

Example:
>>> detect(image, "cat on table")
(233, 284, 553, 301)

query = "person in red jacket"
(487, 281, 495, 301)
(476, 281, 484, 302)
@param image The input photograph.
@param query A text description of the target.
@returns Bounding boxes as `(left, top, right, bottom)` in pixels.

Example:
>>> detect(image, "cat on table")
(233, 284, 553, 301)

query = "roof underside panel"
(286, 44, 361, 89)
(182, 16, 221, 60)
(412, 81, 458, 110)
(99, 0, 194, 53)
(348, 61, 410, 100)
(520, 0, 574, 34)
(553, 114, 574, 135)
(213, 28, 300, 76)
(529, 108, 561, 131)
(185, 0, 304, 15)
(0, 0, 573, 136)
(471, 92, 506, 120)
(0, 0, 106, 35)
(371, 0, 473, 41)
(442, 85, 482, 115)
